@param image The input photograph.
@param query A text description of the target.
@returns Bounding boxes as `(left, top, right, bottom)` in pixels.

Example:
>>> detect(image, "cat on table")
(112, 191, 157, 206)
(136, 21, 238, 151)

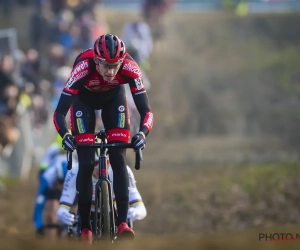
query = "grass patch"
(239, 163, 299, 195)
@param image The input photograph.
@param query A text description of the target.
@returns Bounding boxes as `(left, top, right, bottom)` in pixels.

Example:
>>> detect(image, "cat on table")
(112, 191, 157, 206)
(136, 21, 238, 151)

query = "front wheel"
(99, 181, 111, 241)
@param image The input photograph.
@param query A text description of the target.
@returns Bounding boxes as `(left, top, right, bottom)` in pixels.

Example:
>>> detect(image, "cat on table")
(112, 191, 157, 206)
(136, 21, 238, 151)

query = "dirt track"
(0, 163, 299, 250)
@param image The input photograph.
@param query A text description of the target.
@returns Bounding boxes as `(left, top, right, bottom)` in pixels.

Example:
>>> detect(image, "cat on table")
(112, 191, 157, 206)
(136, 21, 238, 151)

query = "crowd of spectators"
(0, 0, 109, 155)
(0, 0, 173, 157)
(0, 48, 49, 155)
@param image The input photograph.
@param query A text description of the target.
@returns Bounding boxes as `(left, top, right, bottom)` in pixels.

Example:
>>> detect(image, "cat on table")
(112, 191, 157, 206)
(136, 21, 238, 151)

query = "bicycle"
(66, 130, 142, 243)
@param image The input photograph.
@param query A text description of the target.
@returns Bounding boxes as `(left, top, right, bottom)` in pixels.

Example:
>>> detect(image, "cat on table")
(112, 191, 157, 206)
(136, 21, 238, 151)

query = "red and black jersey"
(53, 49, 153, 138)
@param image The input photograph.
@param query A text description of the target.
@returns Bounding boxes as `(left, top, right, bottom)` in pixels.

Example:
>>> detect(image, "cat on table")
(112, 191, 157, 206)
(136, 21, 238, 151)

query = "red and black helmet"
(93, 33, 126, 64)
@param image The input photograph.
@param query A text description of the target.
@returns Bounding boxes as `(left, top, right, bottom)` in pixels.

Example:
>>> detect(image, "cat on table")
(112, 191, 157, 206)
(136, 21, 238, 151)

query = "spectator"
(30, 1, 53, 50)
(0, 54, 19, 116)
(0, 56, 12, 102)
(122, 19, 152, 69)
(0, 54, 20, 154)
(0, 0, 14, 18)
(47, 43, 68, 78)
(21, 48, 41, 88)
(142, 0, 176, 41)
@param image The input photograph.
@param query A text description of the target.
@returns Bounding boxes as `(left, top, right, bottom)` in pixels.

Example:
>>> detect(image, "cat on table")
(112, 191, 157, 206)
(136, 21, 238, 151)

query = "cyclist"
(33, 131, 76, 235)
(33, 153, 70, 236)
(53, 33, 154, 243)
(57, 155, 147, 230)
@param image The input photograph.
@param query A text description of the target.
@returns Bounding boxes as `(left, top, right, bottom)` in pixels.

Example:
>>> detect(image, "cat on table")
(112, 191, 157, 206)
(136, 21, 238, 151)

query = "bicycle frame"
(66, 130, 142, 242)
(93, 130, 115, 240)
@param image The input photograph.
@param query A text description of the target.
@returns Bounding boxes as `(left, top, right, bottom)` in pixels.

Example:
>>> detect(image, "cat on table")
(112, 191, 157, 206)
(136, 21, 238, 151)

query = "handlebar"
(66, 142, 143, 171)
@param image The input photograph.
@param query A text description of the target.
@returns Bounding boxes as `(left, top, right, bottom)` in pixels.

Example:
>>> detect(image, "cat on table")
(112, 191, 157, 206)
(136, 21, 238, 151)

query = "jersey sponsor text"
(66, 60, 90, 88)
(122, 62, 142, 78)
(143, 111, 153, 130)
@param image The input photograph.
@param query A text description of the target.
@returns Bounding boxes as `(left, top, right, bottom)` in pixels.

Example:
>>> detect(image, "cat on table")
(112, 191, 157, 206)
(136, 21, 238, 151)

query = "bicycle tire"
(99, 181, 111, 240)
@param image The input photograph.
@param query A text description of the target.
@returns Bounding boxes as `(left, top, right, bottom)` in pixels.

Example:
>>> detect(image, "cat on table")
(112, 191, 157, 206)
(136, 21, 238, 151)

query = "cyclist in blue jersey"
(33, 132, 77, 236)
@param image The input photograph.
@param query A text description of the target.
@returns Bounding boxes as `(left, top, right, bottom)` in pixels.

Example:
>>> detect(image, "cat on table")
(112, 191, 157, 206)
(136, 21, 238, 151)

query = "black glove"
(131, 133, 146, 151)
(62, 134, 77, 152)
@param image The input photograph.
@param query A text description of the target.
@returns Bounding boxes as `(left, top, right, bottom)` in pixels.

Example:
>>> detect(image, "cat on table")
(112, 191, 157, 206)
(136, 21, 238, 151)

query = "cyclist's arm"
(130, 82, 153, 137)
(58, 164, 78, 212)
(53, 58, 90, 138)
(56, 164, 78, 225)
(127, 166, 147, 221)
(53, 90, 75, 138)
(121, 57, 154, 136)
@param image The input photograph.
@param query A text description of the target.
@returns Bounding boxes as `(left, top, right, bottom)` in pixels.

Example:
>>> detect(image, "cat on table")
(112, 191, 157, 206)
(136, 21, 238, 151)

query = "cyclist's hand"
(131, 132, 146, 151)
(57, 207, 75, 226)
(62, 134, 77, 152)
(127, 207, 138, 221)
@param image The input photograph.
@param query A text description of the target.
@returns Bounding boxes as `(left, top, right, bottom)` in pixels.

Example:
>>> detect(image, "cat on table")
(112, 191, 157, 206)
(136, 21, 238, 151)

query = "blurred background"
(1, 0, 300, 249)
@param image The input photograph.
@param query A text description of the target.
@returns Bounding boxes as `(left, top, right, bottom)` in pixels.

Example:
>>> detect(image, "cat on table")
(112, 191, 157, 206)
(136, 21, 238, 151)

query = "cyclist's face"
(97, 62, 121, 82)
